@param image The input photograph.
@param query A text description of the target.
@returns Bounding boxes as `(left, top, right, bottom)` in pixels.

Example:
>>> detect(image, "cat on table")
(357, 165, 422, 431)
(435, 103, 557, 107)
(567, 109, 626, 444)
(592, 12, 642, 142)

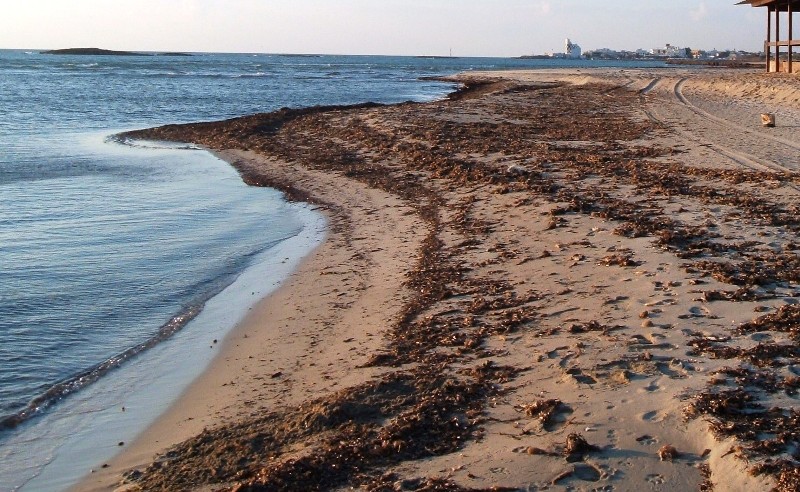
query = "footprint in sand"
(641, 410, 659, 421)
(646, 474, 666, 484)
(638, 379, 660, 393)
(656, 361, 688, 379)
(751, 333, 773, 342)
(635, 434, 658, 446)
(573, 463, 603, 482)
(566, 367, 598, 385)
(681, 305, 721, 320)
(607, 429, 620, 447)
(686, 306, 708, 318)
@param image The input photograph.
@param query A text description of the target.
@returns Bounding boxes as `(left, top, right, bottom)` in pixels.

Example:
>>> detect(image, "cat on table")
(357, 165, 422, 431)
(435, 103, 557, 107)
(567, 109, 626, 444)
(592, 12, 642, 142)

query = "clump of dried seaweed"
(699, 463, 714, 491)
(691, 397, 800, 461)
(563, 433, 601, 462)
(519, 399, 571, 431)
(600, 249, 641, 267)
(684, 303, 800, 491)
(568, 320, 624, 336)
(688, 336, 800, 368)
(695, 252, 800, 286)
(751, 461, 800, 492)
(736, 304, 800, 341)
(127, 368, 505, 491)
(683, 388, 760, 420)
(701, 288, 761, 303)
(658, 444, 680, 462)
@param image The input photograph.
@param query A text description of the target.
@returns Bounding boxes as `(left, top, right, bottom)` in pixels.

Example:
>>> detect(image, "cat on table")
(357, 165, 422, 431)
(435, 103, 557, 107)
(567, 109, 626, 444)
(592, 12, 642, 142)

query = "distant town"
(521, 39, 762, 63)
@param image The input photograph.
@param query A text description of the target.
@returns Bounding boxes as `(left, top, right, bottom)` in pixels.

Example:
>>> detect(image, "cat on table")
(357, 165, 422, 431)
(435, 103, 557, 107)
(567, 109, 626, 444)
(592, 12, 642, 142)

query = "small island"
(41, 48, 192, 57)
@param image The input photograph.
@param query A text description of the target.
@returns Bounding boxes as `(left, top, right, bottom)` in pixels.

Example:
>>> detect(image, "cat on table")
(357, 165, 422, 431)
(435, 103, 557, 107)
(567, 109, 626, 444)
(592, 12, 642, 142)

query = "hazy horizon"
(2, 1, 770, 57)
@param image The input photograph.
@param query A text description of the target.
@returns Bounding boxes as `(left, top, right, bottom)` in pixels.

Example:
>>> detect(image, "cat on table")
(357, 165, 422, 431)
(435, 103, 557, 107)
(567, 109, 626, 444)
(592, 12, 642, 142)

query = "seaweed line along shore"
(80, 68, 800, 492)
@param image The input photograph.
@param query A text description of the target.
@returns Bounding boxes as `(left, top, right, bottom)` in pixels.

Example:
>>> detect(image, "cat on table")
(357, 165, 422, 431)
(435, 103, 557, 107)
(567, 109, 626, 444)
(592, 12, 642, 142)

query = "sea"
(0, 50, 666, 491)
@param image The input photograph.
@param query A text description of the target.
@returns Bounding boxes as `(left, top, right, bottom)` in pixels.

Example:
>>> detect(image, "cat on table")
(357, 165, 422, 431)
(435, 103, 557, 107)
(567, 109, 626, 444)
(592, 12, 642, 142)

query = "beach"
(78, 68, 800, 491)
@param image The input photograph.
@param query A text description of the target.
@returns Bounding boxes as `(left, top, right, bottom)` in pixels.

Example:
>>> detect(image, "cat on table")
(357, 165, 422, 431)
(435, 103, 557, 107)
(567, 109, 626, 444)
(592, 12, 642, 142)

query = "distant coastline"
(517, 55, 762, 67)
(41, 48, 192, 57)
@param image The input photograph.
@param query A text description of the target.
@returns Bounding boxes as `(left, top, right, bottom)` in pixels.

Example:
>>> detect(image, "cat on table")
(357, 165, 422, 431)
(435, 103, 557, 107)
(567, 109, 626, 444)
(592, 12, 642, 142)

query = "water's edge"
(6, 145, 327, 492)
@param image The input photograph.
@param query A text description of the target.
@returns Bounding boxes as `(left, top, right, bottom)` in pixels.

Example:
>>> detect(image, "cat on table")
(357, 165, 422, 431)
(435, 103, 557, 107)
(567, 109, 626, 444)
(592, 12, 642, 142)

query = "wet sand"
(77, 68, 800, 491)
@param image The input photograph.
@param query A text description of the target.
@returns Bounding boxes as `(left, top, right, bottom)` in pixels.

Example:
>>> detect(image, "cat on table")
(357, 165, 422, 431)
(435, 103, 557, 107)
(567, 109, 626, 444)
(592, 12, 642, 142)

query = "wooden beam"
(767, 39, 800, 46)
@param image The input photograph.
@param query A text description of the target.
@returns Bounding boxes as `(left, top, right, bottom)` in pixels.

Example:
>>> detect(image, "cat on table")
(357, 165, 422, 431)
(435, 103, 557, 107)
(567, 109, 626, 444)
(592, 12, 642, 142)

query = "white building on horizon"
(651, 43, 689, 58)
(565, 38, 582, 59)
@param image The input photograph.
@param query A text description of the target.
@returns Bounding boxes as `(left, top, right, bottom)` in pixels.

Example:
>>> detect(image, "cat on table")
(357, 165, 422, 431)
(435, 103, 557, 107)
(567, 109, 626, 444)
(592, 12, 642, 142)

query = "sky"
(0, 1, 769, 57)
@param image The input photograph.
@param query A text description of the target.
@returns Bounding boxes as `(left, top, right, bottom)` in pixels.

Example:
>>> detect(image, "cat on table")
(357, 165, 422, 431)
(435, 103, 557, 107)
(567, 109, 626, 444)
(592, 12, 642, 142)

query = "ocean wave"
(234, 72, 270, 78)
(107, 134, 203, 151)
(61, 62, 100, 68)
(293, 74, 339, 81)
(138, 70, 271, 79)
(0, 302, 204, 431)
(0, 217, 298, 432)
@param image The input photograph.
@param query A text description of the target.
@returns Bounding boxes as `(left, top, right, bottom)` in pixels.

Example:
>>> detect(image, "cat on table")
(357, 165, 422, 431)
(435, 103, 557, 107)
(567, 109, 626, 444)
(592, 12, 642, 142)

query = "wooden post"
(777, 5, 781, 72)
(768, 6, 773, 72)
(790, 1, 794, 73)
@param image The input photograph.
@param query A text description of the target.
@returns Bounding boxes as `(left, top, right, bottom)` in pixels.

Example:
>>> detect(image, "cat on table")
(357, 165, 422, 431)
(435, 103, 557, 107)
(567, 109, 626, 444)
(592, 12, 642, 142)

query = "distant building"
(565, 39, 582, 59)
(589, 48, 617, 58)
(562, 44, 759, 62)
(651, 44, 689, 58)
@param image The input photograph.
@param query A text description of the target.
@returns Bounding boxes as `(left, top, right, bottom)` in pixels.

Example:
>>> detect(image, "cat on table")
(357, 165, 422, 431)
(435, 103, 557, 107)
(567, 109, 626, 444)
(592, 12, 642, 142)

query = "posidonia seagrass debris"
(118, 79, 800, 490)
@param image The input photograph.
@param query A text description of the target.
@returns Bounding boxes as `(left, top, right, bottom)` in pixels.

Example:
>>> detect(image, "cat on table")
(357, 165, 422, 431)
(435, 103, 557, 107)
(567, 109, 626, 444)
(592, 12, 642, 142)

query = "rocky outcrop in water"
(41, 48, 192, 57)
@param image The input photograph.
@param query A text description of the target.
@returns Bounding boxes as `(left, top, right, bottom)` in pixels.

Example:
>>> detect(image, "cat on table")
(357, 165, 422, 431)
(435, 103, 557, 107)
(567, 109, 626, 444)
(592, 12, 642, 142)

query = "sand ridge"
(78, 69, 800, 491)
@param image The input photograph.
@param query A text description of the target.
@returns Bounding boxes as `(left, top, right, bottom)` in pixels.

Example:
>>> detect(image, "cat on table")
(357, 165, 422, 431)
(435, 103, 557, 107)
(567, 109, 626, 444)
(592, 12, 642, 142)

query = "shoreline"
(80, 68, 800, 491)
(10, 151, 327, 491)
(0, 141, 327, 492)
(75, 148, 428, 491)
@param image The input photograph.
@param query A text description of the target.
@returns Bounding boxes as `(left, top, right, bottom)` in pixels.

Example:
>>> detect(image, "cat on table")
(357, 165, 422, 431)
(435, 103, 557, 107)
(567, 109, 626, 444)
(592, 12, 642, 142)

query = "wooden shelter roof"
(737, 0, 800, 9)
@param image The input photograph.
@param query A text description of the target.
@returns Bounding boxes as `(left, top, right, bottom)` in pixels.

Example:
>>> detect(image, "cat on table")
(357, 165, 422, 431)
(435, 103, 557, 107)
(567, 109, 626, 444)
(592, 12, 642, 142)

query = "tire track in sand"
(643, 76, 799, 176)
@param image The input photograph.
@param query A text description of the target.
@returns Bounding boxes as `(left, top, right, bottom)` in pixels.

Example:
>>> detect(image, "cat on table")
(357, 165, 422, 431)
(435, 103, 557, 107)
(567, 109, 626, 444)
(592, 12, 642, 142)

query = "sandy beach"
(77, 67, 800, 492)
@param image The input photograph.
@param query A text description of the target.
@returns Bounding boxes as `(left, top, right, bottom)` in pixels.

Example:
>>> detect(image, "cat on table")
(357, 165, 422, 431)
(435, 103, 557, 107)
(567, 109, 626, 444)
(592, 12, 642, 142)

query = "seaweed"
(519, 398, 572, 431)
(118, 77, 800, 490)
(736, 304, 800, 341)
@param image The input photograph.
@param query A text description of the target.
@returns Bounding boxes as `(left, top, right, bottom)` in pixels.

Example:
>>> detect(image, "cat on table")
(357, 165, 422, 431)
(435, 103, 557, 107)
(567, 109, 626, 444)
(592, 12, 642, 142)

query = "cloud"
(690, 2, 708, 22)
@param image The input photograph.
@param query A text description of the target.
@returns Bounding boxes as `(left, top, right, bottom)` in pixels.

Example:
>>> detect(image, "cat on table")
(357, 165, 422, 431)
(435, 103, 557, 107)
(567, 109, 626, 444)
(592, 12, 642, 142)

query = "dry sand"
(76, 68, 800, 492)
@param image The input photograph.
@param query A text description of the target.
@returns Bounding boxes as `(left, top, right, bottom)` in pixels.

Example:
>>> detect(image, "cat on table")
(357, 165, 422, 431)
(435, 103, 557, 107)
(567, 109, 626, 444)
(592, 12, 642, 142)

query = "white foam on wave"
(109, 135, 203, 151)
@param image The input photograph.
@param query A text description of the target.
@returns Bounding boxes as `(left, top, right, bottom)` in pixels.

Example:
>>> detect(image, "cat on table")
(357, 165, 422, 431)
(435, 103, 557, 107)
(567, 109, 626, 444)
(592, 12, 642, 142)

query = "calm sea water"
(0, 50, 665, 490)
